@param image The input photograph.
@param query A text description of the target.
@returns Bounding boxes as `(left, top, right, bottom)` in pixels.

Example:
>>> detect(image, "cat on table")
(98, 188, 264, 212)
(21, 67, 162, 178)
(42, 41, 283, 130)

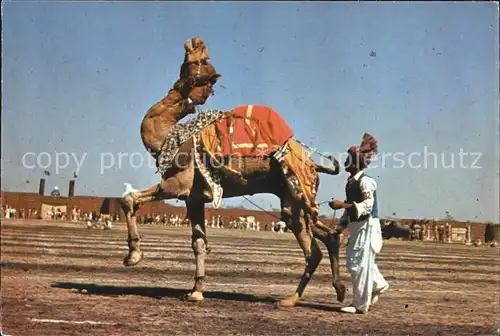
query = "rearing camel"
(121, 37, 346, 307)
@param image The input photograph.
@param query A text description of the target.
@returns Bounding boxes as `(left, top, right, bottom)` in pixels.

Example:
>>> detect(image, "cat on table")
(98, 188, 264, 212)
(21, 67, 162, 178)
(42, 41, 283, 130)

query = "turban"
(347, 133, 378, 168)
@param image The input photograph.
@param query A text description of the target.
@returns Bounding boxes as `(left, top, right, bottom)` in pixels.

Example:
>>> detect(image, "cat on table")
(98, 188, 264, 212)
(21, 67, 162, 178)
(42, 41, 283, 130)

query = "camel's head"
(172, 74, 221, 115)
(178, 37, 222, 105)
(183, 37, 209, 65)
(192, 73, 221, 103)
(176, 73, 221, 103)
(180, 37, 216, 77)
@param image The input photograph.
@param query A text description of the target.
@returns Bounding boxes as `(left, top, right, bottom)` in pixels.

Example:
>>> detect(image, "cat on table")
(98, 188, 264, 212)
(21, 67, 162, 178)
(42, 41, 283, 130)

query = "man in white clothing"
(329, 133, 389, 314)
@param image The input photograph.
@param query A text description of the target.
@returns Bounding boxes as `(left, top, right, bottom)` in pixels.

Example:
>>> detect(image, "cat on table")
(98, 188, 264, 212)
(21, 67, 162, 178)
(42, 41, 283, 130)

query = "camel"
(121, 37, 346, 307)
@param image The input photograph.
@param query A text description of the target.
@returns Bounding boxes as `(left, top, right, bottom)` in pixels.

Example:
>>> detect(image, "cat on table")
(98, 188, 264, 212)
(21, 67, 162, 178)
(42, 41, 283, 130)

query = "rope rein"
(240, 196, 336, 222)
(241, 196, 282, 221)
(293, 139, 334, 160)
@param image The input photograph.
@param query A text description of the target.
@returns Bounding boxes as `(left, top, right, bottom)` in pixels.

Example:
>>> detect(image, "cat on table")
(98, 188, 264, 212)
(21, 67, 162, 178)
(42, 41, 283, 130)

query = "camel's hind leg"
(279, 197, 323, 308)
(121, 171, 194, 266)
(311, 220, 346, 302)
(185, 200, 207, 302)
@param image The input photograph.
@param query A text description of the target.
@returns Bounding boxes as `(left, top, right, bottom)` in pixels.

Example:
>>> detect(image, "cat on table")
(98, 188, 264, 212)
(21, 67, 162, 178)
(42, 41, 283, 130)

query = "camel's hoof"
(279, 293, 300, 308)
(123, 250, 143, 266)
(333, 282, 346, 303)
(187, 291, 204, 302)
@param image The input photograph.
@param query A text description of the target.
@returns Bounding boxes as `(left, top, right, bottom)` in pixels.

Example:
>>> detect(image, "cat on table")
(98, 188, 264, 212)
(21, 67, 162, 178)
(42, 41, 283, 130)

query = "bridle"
(184, 75, 220, 109)
(184, 58, 210, 77)
(175, 75, 219, 115)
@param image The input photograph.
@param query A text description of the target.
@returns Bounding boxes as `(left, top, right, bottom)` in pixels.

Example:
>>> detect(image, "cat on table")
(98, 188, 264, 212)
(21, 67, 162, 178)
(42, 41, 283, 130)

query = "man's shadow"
(51, 282, 342, 311)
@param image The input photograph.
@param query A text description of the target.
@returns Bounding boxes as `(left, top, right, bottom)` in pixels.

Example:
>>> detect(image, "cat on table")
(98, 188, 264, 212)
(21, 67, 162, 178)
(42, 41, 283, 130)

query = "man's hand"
(328, 199, 351, 210)
(328, 155, 340, 169)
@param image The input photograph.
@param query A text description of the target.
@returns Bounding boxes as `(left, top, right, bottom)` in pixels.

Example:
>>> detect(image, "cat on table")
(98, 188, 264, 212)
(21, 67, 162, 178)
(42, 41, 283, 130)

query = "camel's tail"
(292, 138, 341, 176)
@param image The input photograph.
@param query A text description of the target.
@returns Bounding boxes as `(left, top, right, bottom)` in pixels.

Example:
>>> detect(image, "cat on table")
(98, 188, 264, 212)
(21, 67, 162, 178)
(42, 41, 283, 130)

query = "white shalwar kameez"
(339, 170, 388, 313)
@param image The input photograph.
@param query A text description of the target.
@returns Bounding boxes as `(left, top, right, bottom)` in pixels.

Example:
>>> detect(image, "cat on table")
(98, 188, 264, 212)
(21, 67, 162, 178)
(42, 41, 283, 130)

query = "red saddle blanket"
(210, 104, 294, 157)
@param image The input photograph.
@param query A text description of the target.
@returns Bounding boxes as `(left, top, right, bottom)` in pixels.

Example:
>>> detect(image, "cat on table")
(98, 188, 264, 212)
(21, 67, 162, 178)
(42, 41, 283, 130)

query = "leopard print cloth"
(156, 109, 227, 176)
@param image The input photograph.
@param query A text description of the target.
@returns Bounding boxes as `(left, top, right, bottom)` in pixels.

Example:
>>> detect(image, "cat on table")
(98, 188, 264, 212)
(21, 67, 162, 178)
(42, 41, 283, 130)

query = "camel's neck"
(140, 89, 188, 154)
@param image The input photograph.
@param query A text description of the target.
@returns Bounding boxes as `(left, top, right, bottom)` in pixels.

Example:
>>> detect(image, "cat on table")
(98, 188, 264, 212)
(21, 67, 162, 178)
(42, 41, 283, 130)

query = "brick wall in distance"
(0, 190, 495, 239)
(0, 191, 281, 226)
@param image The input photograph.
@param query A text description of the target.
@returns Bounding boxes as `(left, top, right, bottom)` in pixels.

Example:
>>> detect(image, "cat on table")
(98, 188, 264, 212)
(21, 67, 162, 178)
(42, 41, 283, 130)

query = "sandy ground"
(1, 219, 499, 336)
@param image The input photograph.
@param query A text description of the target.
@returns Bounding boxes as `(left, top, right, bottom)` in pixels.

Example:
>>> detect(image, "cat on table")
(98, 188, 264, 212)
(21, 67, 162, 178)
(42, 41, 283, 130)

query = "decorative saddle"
(155, 105, 318, 212)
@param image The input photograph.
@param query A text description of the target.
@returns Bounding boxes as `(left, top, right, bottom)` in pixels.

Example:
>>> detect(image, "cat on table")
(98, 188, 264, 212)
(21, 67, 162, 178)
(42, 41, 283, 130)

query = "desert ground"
(1, 219, 499, 336)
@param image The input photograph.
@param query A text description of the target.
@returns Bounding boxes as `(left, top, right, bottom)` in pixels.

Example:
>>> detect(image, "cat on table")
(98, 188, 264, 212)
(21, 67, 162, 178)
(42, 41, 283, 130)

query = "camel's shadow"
(51, 282, 341, 311)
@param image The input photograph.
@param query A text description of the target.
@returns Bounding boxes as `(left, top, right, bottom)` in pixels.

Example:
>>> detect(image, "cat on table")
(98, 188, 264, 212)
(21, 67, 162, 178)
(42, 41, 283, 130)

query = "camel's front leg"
(186, 200, 207, 302)
(121, 183, 162, 266)
(311, 221, 346, 302)
(280, 200, 323, 308)
(121, 168, 195, 266)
